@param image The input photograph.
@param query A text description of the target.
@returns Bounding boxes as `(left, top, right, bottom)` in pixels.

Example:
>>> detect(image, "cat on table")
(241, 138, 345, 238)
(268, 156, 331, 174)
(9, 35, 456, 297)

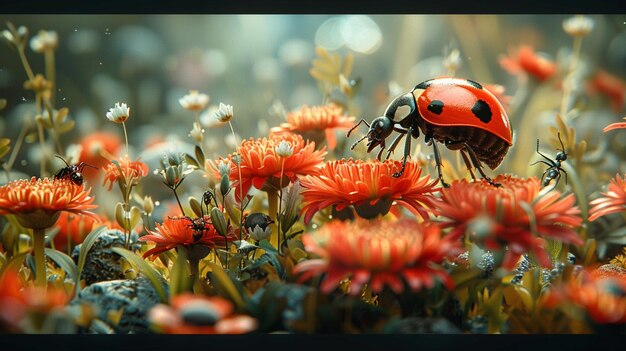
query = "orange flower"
(139, 215, 236, 260)
(0, 177, 98, 229)
(102, 155, 149, 191)
(79, 131, 123, 170)
(546, 270, 626, 325)
(0, 269, 70, 332)
(589, 174, 626, 221)
(431, 175, 583, 270)
(499, 45, 557, 82)
(293, 218, 462, 295)
(148, 293, 257, 334)
(269, 104, 356, 150)
(300, 159, 439, 224)
(214, 133, 326, 201)
(52, 211, 99, 252)
(589, 69, 625, 113)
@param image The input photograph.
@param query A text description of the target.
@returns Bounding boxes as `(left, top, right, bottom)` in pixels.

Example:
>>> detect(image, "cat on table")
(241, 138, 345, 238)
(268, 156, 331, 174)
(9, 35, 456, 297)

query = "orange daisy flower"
(431, 175, 583, 270)
(589, 69, 625, 113)
(269, 104, 356, 150)
(52, 211, 100, 252)
(589, 174, 626, 221)
(102, 155, 149, 192)
(139, 215, 237, 260)
(0, 177, 98, 229)
(293, 218, 462, 295)
(213, 133, 326, 201)
(299, 159, 439, 224)
(78, 131, 123, 170)
(546, 270, 626, 325)
(148, 293, 257, 334)
(499, 45, 557, 82)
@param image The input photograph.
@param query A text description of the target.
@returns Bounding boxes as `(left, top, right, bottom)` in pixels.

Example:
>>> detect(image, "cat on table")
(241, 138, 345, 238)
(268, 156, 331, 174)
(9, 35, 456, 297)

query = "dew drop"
(74, 29, 78, 32)
(21, 97, 27, 102)
(20, 160, 27, 166)
(99, 62, 103, 66)
(154, 201, 161, 206)
(152, 169, 159, 175)
(62, 98, 67, 101)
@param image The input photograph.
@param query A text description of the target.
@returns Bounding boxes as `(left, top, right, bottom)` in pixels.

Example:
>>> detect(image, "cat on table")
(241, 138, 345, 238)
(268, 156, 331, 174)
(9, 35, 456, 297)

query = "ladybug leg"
(392, 126, 413, 178)
(384, 127, 408, 160)
(424, 132, 449, 187)
(464, 145, 501, 187)
(459, 149, 477, 181)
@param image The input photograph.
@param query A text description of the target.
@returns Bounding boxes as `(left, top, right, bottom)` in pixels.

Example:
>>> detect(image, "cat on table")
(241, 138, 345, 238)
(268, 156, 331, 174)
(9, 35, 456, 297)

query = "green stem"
(189, 257, 200, 293)
(172, 186, 187, 217)
(32, 228, 47, 290)
(17, 46, 35, 81)
(559, 36, 583, 120)
(44, 50, 56, 104)
(267, 189, 279, 249)
(277, 159, 285, 254)
(5, 119, 29, 173)
(122, 122, 129, 158)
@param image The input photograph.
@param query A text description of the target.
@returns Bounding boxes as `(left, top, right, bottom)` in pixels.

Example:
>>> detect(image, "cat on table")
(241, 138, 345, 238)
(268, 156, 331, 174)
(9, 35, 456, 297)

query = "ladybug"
(348, 77, 512, 187)
(54, 155, 97, 186)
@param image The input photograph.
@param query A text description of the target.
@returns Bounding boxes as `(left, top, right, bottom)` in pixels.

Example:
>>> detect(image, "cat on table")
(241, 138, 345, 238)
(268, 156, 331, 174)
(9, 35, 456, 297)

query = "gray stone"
(73, 277, 167, 334)
(71, 229, 141, 285)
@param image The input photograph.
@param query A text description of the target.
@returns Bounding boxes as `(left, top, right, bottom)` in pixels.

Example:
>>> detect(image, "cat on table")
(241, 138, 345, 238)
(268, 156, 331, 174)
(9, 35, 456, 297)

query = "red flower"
(79, 131, 123, 170)
(300, 159, 439, 224)
(269, 104, 356, 150)
(213, 133, 326, 201)
(139, 215, 236, 260)
(102, 155, 149, 191)
(589, 69, 625, 113)
(0, 177, 98, 229)
(293, 218, 462, 295)
(547, 270, 626, 325)
(589, 174, 626, 221)
(431, 175, 583, 270)
(52, 211, 99, 252)
(148, 293, 257, 334)
(500, 45, 557, 82)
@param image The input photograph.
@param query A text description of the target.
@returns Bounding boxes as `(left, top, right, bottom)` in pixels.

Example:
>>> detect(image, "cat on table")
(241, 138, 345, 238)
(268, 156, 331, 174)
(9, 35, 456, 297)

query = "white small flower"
(2, 26, 28, 47)
(178, 90, 209, 111)
(443, 48, 462, 72)
(30, 30, 58, 53)
(218, 160, 231, 178)
(275, 140, 294, 157)
(189, 122, 204, 143)
(250, 224, 272, 242)
(563, 15, 594, 37)
(106, 102, 130, 123)
(213, 102, 234, 123)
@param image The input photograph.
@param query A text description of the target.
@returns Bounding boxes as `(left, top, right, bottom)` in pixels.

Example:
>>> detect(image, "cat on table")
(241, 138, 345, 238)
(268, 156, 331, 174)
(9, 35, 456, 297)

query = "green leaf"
(111, 247, 167, 303)
(45, 248, 78, 285)
(184, 153, 199, 169)
(76, 226, 107, 296)
(207, 262, 244, 310)
(130, 206, 142, 230)
(0, 252, 28, 278)
(194, 145, 205, 167)
(170, 248, 190, 298)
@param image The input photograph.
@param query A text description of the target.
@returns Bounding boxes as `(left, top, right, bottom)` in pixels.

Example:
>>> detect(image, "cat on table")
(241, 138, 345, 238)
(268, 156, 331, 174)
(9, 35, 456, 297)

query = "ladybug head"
(365, 116, 393, 152)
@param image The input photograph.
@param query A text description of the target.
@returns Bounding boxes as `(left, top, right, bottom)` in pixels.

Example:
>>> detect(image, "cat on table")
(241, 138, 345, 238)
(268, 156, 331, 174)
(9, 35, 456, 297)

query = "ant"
(171, 189, 220, 242)
(54, 155, 97, 186)
(531, 132, 568, 188)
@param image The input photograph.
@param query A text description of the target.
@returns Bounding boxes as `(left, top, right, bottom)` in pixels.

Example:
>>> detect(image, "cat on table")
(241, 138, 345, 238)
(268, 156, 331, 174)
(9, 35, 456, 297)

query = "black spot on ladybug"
(415, 79, 433, 90)
(466, 79, 483, 89)
(471, 99, 492, 123)
(427, 100, 444, 115)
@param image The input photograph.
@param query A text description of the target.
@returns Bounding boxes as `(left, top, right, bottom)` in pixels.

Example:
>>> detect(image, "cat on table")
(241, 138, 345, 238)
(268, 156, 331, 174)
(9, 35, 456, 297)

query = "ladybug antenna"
(55, 154, 70, 167)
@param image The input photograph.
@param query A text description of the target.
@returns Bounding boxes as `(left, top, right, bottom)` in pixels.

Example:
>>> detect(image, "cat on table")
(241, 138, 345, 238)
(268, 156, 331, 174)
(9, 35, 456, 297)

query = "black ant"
(171, 189, 220, 242)
(54, 155, 97, 186)
(531, 133, 568, 188)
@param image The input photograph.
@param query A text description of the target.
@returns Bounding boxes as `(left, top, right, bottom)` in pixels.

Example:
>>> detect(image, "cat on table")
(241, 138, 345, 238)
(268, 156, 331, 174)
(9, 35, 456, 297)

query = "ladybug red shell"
(413, 78, 512, 146)
(347, 77, 513, 187)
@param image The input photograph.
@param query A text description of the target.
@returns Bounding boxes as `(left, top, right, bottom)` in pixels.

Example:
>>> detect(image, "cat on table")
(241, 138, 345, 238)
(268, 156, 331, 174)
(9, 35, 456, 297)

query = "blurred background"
(1, 14, 625, 212)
